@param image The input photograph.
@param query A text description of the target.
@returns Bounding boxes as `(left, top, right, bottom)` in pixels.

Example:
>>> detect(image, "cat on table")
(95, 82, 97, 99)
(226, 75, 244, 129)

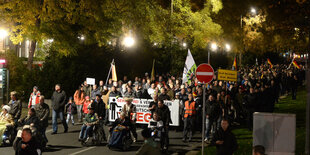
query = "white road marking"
(196, 72, 213, 76)
(68, 146, 96, 155)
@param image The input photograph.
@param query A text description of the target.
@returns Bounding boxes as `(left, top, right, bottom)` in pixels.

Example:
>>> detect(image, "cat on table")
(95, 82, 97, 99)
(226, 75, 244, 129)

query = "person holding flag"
(267, 58, 273, 68)
(182, 49, 197, 85)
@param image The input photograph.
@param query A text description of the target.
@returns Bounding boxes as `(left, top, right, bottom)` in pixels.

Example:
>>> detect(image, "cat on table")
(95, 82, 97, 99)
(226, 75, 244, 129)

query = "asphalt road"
(0, 119, 203, 155)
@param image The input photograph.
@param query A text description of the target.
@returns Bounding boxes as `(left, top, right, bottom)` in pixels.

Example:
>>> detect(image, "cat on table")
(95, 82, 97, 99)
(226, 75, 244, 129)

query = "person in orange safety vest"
(182, 93, 197, 142)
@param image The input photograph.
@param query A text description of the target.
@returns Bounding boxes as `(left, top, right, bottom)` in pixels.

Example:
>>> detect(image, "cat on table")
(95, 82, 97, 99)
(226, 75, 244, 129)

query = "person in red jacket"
(28, 86, 41, 109)
(82, 96, 91, 116)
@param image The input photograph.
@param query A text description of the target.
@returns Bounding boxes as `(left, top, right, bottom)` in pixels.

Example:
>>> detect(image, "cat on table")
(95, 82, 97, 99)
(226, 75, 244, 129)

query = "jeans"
(205, 118, 215, 139)
(183, 117, 195, 139)
(40, 127, 48, 142)
(66, 113, 74, 125)
(52, 110, 68, 133)
(76, 105, 83, 121)
(79, 124, 93, 139)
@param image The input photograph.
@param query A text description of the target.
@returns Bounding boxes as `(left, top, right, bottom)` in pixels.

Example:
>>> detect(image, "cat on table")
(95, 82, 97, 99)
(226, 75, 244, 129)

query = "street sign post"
(196, 63, 214, 155)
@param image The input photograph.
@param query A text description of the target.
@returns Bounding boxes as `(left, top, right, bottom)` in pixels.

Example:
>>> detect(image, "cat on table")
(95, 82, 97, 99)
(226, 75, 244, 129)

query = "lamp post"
(208, 42, 217, 64)
(240, 7, 257, 67)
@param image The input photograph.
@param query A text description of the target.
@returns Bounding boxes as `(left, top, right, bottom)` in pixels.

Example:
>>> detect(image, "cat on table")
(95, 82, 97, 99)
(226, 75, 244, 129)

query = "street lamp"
(225, 43, 231, 52)
(250, 7, 257, 15)
(211, 43, 217, 51)
(123, 36, 135, 47)
(0, 29, 8, 39)
(182, 42, 187, 48)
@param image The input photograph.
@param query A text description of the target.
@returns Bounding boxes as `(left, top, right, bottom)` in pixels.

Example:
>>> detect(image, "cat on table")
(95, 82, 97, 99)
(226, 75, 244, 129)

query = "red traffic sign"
(196, 63, 214, 84)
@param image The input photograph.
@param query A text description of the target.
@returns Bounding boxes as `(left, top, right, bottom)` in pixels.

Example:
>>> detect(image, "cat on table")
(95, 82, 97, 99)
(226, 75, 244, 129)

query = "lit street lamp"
(225, 43, 231, 52)
(208, 42, 217, 64)
(182, 42, 187, 48)
(123, 36, 135, 48)
(250, 7, 257, 15)
(0, 29, 8, 39)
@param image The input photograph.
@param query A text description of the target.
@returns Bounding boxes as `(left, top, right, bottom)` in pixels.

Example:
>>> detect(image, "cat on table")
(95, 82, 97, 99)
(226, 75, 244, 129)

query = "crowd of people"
(0, 63, 305, 154)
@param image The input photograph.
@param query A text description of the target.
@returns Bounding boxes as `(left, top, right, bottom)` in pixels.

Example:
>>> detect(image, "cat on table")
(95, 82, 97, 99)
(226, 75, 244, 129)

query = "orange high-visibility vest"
(184, 101, 196, 118)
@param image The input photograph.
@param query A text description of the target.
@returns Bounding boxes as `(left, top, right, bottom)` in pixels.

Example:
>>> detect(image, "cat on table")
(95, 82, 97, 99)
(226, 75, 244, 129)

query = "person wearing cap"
(28, 86, 41, 109)
(122, 97, 137, 142)
(0, 105, 14, 145)
(51, 84, 68, 134)
(79, 106, 99, 142)
(8, 91, 22, 124)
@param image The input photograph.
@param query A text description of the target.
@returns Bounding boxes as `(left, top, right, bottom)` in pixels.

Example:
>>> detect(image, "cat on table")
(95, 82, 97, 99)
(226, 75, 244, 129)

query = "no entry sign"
(196, 63, 214, 84)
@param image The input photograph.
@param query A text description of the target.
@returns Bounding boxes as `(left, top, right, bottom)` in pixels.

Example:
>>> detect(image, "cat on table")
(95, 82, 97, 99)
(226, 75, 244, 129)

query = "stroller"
(108, 124, 132, 151)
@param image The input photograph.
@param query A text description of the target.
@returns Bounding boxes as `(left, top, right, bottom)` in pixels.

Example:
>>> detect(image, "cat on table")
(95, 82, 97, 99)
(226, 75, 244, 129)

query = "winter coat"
(34, 103, 50, 128)
(73, 90, 85, 106)
(8, 100, 22, 120)
(212, 128, 238, 155)
(28, 91, 41, 108)
(51, 90, 67, 111)
(66, 102, 77, 114)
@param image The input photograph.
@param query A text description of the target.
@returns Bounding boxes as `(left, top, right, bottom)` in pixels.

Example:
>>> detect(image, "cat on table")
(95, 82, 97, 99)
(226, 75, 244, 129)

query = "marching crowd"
(0, 63, 305, 155)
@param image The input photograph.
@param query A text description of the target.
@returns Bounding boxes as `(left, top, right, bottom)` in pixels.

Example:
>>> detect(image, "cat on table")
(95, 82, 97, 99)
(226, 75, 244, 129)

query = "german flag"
(292, 60, 301, 69)
(267, 58, 273, 68)
(232, 57, 237, 70)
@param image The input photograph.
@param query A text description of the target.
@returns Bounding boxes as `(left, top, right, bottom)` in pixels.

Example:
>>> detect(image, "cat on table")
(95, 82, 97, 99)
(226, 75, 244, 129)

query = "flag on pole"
(232, 57, 237, 70)
(151, 59, 155, 81)
(267, 58, 273, 68)
(182, 49, 197, 84)
(111, 60, 117, 82)
(292, 60, 301, 69)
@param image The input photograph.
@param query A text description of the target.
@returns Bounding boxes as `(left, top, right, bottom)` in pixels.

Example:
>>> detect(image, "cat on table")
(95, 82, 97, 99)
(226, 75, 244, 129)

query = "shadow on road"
(44, 145, 81, 152)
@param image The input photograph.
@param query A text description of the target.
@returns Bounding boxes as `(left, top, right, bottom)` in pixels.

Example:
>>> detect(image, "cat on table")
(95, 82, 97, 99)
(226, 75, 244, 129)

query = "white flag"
(182, 49, 197, 84)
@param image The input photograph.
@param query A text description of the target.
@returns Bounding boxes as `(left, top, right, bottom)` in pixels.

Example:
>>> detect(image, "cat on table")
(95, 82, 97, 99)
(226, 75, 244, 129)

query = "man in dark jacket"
(34, 95, 50, 143)
(154, 100, 172, 150)
(18, 108, 40, 129)
(14, 128, 41, 155)
(211, 119, 238, 155)
(51, 84, 68, 134)
(8, 91, 22, 124)
(109, 86, 121, 97)
(244, 87, 257, 130)
(205, 94, 220, 142)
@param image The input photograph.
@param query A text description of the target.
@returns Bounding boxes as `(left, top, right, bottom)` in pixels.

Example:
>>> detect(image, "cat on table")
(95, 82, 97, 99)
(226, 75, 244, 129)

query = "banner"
(86, 78, 95, 85)
(182, 49, 197, 84)
(108, 97, 180, 126)
(217, 69, 237, 82)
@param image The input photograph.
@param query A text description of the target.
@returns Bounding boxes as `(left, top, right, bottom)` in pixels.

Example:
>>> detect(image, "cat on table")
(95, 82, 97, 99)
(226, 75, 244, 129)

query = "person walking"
(51, 84, 68, 134)
(34, 95, 50, 144)
(211, 119, 238, 155)
(182, 94, 197, 142)
(74, 87, 85, 122)
(28, 86, 41, 109)
(65, 97, 76, 126)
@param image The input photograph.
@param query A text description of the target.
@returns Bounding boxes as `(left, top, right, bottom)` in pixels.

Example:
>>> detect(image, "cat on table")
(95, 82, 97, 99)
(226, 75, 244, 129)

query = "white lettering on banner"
(108, 97, 180, 126)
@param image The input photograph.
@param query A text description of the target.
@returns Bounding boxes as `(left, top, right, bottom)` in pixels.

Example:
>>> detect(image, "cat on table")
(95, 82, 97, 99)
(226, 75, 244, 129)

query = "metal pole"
(306, 55, 310, 155)
(208, 51, 210, 64)
(105, 59, 113, 86)
(202, 83, 206, 155)
(6, 69, 9, 104)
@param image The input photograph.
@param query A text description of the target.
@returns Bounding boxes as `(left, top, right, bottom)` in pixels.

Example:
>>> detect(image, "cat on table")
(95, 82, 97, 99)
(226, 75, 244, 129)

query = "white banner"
(108, 97, 179, 126)
(86, 78, 95, 85)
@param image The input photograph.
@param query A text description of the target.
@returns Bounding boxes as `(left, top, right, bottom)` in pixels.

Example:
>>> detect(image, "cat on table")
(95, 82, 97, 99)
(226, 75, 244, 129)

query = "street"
(0, 120, 202, 155)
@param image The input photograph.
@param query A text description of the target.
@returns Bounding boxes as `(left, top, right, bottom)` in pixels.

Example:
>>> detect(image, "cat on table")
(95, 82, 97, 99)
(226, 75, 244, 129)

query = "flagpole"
(105, 59, 114, 85)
